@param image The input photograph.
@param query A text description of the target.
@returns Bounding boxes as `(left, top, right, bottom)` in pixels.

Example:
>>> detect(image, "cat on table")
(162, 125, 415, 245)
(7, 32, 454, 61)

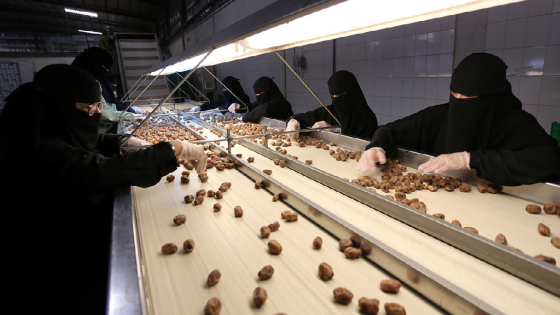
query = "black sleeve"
(38, 140, 179, 192)
(199, 100, 225, 111)
(469, 114, 560, 186)
(238, 101, 258, 114)
(96, 133, 122, 156)
(242, 103, 266, 123)
(288, 105, 334, 128)
(365, 109, 433, 157)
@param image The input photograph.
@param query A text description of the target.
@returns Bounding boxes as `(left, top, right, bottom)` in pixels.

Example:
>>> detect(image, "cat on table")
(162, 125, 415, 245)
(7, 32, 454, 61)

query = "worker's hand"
(286, 119, 300, 141)
(189, 106, 200, 112)
(356, 147, 386, 172)
(124, 136, 150, 147)
(176, 140, 207, 174)
(228, 103, 240, 113)
(131, 106, 144, 114)
(418, 152, 470, 174)
(312, 121, 330, 129)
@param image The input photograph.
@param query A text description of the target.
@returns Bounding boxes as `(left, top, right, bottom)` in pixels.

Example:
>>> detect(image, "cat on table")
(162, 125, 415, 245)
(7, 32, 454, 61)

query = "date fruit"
(495, 234, 507, 246)
(551, 237, 560, 249)
(258, 265, 274, 280)
(183, 239, 194, 252)
(358, 298, 379, 315)
(339, 239, 353, 251)
(318, 262, 334, 280)
(344, 247, 362, 259)
(234, 206, 243, 217)
(184, 195, 194, 203)
(161, 243, 178, 255)
(268, 221, 280, 232)
(253, 287, 268, 307)
(166, 175, 175, 182)
(180, 175, 190, 184)
(380, 279, 401, 293)
(534, 254, 556, 266)
(313, 237, 323, 249)
(263, 169, 272, 175)
(213, 203, 221, 212)
(268, 240, 282, 255)
(173, 214, 187, 225)
(260, 226, 271, 238)
(207, 269, 221, 286)
(433, 213, 445, 220)
(526, 204, 542, 214)
(544, 203, 560, 214)
(285, 212, 298, 222)
(538, 223, 550, 236)
(333, 287, 353, 305)
(204, 298, 221, 315)
(464, 227, 479, 234)
(385, 303, 406, 315)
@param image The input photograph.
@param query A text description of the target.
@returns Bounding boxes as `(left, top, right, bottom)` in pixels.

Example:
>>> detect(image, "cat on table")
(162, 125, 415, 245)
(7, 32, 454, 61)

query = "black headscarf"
(222, 76, 247, 105)
(443, 53, 520, 153)
(242, 77, 293, 122)
(328, 70, 378, 138)
(0, 64, 102, 170)
(72, 46, 116, 104)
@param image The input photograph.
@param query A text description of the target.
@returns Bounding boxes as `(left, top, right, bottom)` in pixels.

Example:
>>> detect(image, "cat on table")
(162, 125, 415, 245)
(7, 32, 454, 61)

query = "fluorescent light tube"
(79, 30, 103, 35)
(65, 8, 98, 18)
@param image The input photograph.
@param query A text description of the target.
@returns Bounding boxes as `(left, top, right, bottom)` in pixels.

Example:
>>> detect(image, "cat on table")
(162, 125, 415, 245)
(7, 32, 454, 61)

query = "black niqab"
(72, 46, 116, 105)
(242, 77, 293, 122)
(222, 76, 246, 105)
(0, 64, 102, 169)
(328, 70, 378, 139)
(253, 76, 283, 105)
(443, 53, 519, 153)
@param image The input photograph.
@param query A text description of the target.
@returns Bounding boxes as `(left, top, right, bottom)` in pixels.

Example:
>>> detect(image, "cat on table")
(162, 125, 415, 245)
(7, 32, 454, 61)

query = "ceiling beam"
(0, 5, 151, 32)
(134, 0, 169, 9)
(30, 0, 158, 22)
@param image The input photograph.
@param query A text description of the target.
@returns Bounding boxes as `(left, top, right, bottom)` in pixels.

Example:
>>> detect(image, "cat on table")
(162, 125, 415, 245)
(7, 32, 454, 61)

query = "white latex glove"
(176, 140, 207, 174)
(131, 106, 144, 114)
(124, 136, 150, 147)
(286, 119, 300, 141)
(418, 152, 470, 174)
(228, 103, 240, 113)
(311, 121, 330, 129)
(189, 106, 200, 112)
(356, 147, 387, 173)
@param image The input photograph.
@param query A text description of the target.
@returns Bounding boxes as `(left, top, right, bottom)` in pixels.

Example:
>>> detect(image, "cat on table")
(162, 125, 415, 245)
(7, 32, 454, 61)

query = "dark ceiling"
(0, 0, 168, 36)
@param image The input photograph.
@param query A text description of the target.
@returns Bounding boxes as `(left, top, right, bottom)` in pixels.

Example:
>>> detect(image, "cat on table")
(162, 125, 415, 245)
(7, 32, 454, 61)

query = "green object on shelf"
(551, 121, 560, 146)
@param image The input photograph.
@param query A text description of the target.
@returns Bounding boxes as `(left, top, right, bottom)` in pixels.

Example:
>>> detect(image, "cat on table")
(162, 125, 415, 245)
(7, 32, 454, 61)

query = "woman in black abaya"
(0, 64, 207, 314)
(72, 46, 136, 113)
(242, 76, 294, 123)
(357, 53, 560, 186)
(286, 70, 378, 140)
(192, 76, 251, 113)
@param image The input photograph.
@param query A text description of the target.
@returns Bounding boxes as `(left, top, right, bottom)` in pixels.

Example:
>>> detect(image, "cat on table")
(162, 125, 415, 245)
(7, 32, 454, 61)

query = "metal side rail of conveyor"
(185, 115, 560, 298)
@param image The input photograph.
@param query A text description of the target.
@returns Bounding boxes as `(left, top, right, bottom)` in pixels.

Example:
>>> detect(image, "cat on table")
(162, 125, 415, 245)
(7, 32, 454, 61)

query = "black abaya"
(242, 77, 293, 123)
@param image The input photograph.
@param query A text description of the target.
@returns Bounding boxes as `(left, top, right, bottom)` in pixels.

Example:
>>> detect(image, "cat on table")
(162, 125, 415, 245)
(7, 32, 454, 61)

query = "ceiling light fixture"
(65, 8, 98, 18)
(147, 0, 522, 75)
(79, 30, 103, 35)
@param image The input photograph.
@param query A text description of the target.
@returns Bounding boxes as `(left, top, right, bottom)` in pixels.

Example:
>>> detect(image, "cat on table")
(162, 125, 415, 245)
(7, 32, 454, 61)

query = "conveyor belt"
(111, 115, 560, 314)
(188, 115, 560, 294)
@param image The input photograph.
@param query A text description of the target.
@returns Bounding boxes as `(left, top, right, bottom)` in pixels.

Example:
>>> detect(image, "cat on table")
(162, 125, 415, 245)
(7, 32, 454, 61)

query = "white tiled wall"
(211, 0, 559, 132)
(485, 0, 560, 132)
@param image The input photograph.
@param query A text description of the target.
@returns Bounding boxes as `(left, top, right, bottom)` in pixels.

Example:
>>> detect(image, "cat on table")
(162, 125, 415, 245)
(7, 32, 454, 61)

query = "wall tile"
(413, 78, 426, 98)
(549, 13, 560, 45)
(539, 76, 560, 105)
(441, 15, 456, 30)
(365, 41, 375, 59)
(374, 59, 384, 78)
(383, 39, 394, 59)
(427, 18, 441, 33)
(554, 0, 560, 13)
(438, 54, 453, 77)
(536, 105, 560, 131)
(518, 76, 542, 104)
(437, 77, 452, 100)
(403, 56, 415, 77)
(392, 78, 403, 96)
(507, 1, 530, 20)
(401, 98, 413, 116)
(505, 18, 528, 48)
(394, 25, 405, 38)
(440, 29, 455, 54)
(413, 98, 426, 114)
(374, 78, 383, 96)
(402, 78, 413, 97)
(425, 78, 438, 99)
(488, 4, 508, 23)
(503, 48, 524, 76)
(414, 56, 427, 77)
(373, 96, 383, 114)
(427, 32, 441, 55)
(522, 46, 546, 76)
(486, 22, 506, 50)
(374, 40, 384, 59)
(426, 55, 440, 77)
(391, 97, 402, 116)
(508, 76, 521, 97)
(357, 60, 368, 80)
(485, 49, 504, 59)
(544, 45, 560, 75)
(393, 58, 404, 78)
(383, 59, 393, 77)
(393, 37, 404, 58)
(383, 78, 392, 97)
(523, 104, 539, 117)
(403, 35, 416, 56)
(356, 43, 366, 61)
(415, 34, 428, 55)
(529, 0, 553, 16)
(525, 15, 551, 46)
(382, 96, 392, 115)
